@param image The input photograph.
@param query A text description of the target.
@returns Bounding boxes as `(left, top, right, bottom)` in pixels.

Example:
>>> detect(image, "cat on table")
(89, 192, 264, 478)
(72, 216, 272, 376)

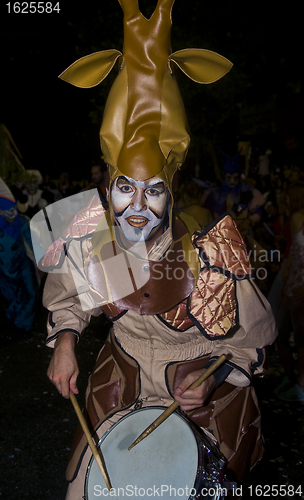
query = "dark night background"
(1, 1, 303, 180)
(0, 2, 304, 499)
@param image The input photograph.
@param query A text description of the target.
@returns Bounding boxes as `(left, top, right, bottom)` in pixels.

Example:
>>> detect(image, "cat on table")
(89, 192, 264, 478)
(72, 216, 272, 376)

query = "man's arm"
(43, 239, 102, 397)
(47, 331, 79, 399)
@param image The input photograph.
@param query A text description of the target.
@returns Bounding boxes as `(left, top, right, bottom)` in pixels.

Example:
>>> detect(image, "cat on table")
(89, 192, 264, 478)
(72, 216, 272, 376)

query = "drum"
(85, 407, 228, 499)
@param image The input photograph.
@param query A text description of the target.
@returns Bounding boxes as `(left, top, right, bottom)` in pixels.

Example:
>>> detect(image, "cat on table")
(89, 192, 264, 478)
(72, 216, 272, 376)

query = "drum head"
(85, 407, 198, 499)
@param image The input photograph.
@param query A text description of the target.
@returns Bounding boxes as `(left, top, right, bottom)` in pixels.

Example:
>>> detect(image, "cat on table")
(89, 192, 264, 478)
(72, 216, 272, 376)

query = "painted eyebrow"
(144, 181, 165, 189)
(116, 176, 136, 187)
(116, 176, 165, 190)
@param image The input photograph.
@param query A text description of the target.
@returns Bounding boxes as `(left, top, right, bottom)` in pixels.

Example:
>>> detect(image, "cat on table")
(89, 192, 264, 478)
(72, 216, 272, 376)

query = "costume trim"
(203, 357, 233, 387)
(156, 309, 195, 332)
(45, 328, 80, 346)
(46, 313, 81, 345)
(252, 348, 265, 373)
(101, 306, 128, 322)
(40, 233, 95, 272)
(225, 361, 251, 382)
(48, 311, 55, 328)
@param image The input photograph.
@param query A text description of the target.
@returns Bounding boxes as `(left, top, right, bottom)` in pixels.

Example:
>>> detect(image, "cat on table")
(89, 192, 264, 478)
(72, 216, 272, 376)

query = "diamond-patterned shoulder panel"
(189, 268, 237, 338)
(193, 215, 251, 278)
(158, 299, 194, 330)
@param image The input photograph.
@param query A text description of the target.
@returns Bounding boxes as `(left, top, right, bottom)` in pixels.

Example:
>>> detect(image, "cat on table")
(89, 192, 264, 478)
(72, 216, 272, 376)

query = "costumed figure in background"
(32, 1, 277, 498)
(18, 170, 53, 219)
(205, 151, 267, 286)
(0, 178, 38, 334)
(208, 150, 266, 234)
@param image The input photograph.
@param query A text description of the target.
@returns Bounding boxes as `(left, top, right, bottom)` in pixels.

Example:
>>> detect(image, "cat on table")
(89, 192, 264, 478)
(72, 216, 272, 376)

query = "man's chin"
(117, 224, 146, 243)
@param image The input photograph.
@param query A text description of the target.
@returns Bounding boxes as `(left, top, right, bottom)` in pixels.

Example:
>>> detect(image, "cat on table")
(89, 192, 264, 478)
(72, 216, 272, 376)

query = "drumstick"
(128, 354, 227, 451)
(69, 391, 112, 490)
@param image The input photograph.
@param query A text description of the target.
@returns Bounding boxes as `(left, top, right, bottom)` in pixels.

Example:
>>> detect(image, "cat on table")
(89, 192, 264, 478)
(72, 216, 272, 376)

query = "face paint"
(111, 175, 169, 242)
(0, 206, 18, 224)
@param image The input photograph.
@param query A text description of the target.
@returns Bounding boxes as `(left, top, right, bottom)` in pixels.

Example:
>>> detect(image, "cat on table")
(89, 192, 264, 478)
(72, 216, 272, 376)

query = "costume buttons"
(143, 265, 149, 272)
(144, 292, 149, 298)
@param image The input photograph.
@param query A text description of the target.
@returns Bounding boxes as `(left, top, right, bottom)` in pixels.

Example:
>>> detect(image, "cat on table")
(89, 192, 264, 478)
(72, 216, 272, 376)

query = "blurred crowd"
(173, 146, 304, 403)
(2, 141, 304, 401)
(4, 150, 303, 303)
(174, 148, 303, 294)
(6, 147, 303, 302)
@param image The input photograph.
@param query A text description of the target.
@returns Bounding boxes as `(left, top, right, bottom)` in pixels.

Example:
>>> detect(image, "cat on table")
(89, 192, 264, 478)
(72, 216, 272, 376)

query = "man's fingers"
(69, 374, 79, 395)
(60, 381, 71, 399)
(52, 376, 68, 398)
(176, 388, 200, 399)
(174, 371, 216, 412)
(48, 371, 76, 398)
(175, 371, 203, 396)
(175, 392, 205, 406)
(46, 341, 79, 399)
(57, 376, 78, 398)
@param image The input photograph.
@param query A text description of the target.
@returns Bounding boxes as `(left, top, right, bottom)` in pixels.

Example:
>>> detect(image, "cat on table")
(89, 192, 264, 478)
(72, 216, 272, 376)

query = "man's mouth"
(126, 216, 149, 228)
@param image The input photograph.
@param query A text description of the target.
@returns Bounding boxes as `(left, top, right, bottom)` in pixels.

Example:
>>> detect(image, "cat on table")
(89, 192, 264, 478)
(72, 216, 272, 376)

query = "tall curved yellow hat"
(59, 0, 232, 187)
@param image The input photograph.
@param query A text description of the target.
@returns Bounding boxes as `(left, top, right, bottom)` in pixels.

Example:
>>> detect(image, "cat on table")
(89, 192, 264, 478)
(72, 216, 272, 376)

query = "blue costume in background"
(212, 151, 263, 219)
(0, 179, 38, 332)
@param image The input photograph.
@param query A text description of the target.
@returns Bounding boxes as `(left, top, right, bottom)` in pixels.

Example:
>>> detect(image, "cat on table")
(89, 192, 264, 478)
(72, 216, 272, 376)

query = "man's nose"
(131, 189, 147, 211)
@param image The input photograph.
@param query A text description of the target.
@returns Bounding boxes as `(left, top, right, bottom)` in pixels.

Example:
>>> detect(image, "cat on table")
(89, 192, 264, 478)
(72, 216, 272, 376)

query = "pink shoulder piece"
(41, 195, 105, 269)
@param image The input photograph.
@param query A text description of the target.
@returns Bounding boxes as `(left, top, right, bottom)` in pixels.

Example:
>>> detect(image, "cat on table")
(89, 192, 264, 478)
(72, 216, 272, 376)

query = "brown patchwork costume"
(40, 2, 277, 497)
(42, 207, 277, 497)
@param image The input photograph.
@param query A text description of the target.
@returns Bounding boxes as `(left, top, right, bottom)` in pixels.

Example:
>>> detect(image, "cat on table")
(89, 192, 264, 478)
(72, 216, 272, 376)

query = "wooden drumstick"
(128, 354, 227, 451)
(69, 391, 112, 490)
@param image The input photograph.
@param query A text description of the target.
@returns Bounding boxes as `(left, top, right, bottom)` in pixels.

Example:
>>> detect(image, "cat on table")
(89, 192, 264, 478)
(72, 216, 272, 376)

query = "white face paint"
(111, 175, 169, 242)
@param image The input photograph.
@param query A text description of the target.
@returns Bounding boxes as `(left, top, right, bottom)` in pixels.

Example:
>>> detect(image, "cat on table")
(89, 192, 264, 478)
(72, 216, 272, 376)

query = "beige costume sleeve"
(42, 239, 102, 348)
(209, 278, 277, 387)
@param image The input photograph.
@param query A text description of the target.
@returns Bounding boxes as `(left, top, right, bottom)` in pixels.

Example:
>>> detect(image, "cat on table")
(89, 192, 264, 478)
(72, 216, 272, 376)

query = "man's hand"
(173, 370, 216, 411)
(47, 331, 79, 399)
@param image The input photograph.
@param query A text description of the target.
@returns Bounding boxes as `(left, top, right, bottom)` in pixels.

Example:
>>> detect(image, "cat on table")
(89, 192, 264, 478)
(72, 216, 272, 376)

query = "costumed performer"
(206, 150, 266, 236)
(0, 178, 38, 334)
(34, 1, 277, 498)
